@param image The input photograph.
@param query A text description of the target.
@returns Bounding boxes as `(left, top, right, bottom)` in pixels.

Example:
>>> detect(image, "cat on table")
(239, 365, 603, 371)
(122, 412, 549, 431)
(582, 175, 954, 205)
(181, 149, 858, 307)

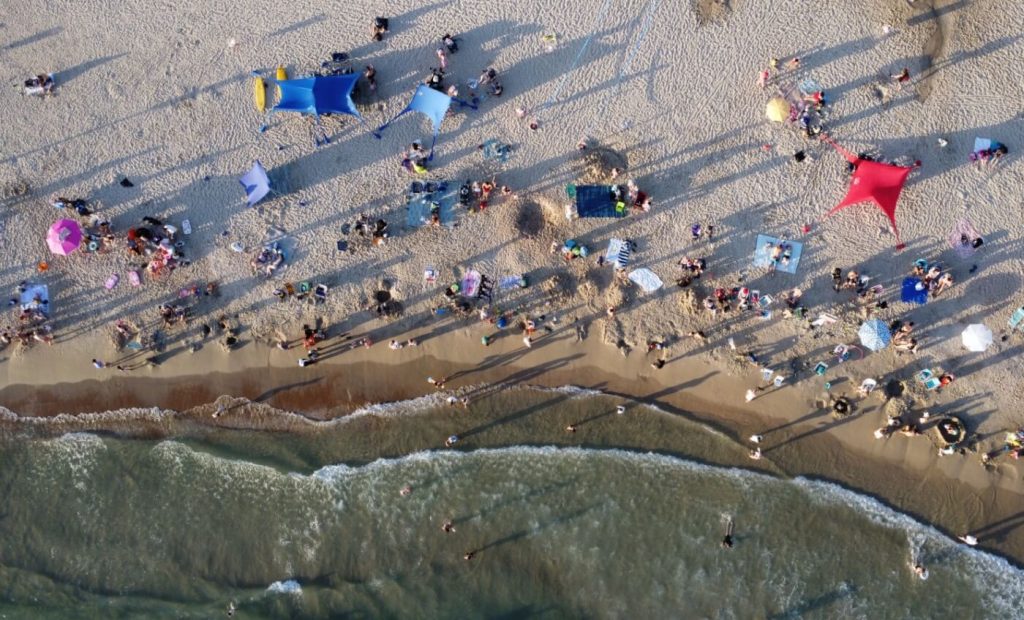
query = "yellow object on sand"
(274, 66, 287, 100)
(765, 97, 790, 123)
(254, 76, 266, 112)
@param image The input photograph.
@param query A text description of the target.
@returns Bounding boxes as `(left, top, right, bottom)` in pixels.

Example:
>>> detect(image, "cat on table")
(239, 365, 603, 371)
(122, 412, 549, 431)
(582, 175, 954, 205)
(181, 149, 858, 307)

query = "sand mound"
(574, 146, 628, 184)
(692, 0, 733, 25)
(542, 272, 576, 305)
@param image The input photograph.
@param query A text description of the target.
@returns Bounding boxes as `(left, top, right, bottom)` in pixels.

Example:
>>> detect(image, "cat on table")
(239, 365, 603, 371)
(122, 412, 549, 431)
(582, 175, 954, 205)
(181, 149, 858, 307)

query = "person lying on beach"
(932, 272, 954, 296)
(893, 338, 918, 355)
(842, 270, 860, 291)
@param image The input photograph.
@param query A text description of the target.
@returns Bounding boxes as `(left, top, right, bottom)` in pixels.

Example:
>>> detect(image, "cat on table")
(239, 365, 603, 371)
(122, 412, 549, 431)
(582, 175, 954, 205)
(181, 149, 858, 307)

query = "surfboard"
(254, 76, 266, 112)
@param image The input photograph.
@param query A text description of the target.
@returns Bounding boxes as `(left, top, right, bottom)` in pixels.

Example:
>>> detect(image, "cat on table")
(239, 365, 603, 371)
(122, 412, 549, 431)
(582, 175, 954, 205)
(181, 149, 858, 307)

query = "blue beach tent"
(273, 74, 364, 120)
(240, 161, 271, 206)
(375, 85, 474, 158)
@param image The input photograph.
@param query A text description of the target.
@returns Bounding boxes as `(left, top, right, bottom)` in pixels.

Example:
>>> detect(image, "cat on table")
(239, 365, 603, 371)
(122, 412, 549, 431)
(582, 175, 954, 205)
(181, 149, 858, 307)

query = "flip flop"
(105, 274, 119, 290)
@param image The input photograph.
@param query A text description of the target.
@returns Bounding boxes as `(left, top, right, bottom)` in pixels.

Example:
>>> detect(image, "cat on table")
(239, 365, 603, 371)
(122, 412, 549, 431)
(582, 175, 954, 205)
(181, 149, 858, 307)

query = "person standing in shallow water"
(721, 518, 735, 549)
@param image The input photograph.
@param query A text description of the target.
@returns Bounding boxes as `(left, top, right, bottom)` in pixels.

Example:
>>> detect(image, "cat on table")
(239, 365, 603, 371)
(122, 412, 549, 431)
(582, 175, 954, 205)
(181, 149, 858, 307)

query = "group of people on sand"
(1, 282, 54, 350)
(128, 216, 189, 276)
(910, 258, 955, 298)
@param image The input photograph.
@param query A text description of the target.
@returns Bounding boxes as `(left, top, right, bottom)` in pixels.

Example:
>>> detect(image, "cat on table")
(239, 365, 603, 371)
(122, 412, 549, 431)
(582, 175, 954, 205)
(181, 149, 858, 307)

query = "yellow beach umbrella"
(765, 97, 791, 123)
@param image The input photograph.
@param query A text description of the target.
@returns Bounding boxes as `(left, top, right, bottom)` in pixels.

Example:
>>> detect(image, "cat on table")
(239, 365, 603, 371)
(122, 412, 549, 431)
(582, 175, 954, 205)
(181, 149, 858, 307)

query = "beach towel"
(461, 270, 482, 297)
(19, 284, 49, 312)
(406, 181, 457, 227)
(628, 268, 663, 293)
(811, 313, 838, 327)
(948, 219, 981, 259)
(499, 275, 522, 290)
(481, 139, 511, 162)
(605, 238, 631, 269)
(901, 277, 928, 304)
(751, 234, 803, 274)
(972, 137, 1003, 155)
(575, 185, 623, 218)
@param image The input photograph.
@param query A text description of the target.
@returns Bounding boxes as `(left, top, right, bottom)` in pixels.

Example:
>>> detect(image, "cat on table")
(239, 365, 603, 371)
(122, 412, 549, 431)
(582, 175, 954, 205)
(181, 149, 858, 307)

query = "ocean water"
(0, 389, 1020, 619)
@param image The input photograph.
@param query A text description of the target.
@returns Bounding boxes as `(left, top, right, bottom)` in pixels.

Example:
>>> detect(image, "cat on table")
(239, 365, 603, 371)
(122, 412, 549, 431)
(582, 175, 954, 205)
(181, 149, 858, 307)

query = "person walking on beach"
(463, 550, 476, 561)
(721, 519, 735, 549)
(91, 359, 105, 369)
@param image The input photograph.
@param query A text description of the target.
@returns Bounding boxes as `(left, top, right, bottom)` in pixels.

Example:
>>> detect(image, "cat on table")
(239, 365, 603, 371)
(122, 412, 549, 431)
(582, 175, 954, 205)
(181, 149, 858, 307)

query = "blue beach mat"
(575, 185, 624, 218)
(406, 181, 457, 227)
(752, 234, 803, 274)
(901, 277, 928, 304)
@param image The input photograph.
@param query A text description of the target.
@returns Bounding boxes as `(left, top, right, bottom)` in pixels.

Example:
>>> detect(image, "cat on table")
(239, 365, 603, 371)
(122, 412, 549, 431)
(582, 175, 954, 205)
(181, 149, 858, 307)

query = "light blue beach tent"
(375, 85, 474, 159)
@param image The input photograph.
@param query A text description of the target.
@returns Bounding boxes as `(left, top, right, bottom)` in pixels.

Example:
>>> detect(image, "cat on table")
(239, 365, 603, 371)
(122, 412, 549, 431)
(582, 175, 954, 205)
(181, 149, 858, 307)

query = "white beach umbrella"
(961, 324, 993, 352)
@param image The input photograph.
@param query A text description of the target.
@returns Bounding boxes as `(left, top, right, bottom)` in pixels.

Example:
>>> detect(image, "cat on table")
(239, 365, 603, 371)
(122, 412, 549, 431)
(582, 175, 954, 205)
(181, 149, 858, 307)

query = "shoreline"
(3, 323, 1023, 567)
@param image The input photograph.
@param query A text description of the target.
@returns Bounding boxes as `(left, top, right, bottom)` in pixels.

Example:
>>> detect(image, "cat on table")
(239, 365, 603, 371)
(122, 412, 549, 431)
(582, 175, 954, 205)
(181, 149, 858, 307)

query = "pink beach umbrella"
(47, 219, 83, 255)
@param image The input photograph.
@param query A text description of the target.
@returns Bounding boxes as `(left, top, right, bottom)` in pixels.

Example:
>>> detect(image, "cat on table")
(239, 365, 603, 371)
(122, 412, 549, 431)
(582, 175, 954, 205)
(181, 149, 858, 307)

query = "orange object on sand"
(37, 261, 49, 272)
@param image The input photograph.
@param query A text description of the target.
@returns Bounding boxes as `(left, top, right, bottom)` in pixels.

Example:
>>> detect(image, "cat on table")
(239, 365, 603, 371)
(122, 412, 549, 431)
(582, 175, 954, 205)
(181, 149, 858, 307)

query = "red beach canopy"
(823, 137, 914, 250)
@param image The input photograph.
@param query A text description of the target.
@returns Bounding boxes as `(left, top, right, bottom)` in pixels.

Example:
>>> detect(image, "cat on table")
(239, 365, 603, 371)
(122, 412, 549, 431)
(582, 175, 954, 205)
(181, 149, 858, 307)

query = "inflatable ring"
(833, 399, 850, 414)
(88, 241, 99, 252)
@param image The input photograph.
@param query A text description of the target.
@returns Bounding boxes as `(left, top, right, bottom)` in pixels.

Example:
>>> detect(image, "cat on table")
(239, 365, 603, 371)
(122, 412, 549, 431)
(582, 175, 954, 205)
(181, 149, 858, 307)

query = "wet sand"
(3, 331, 1023, 567)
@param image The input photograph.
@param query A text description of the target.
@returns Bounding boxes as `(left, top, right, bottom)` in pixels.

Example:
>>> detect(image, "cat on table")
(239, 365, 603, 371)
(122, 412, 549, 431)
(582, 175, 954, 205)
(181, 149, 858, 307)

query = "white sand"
(1, 0, 1024, 446)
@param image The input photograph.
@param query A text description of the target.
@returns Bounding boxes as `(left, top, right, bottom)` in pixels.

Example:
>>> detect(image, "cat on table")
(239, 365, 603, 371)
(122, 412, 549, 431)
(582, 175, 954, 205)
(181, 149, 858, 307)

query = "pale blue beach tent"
(273, 74, 364, 120)
(375, 85, 474, 159)
(240, 161, 271, 206)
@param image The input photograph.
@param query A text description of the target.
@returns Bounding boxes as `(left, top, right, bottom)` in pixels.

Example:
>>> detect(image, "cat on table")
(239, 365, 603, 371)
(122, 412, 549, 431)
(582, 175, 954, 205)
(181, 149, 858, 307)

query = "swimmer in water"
(442, 520, 455, 533)
(227, 601, 236, 616)
(721, 519, 735, 549)
(912, 563, 929, 580)
(565, 424, 577, 433)
(400, 485, 412, 496)
(445, 434, 459, 447)
(616, 405, 626, 415)
(463, 551, 476, 561)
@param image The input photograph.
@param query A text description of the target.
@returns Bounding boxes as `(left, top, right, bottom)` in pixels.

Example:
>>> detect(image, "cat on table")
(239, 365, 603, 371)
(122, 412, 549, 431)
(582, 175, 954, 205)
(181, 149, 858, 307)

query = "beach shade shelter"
(858, 318, 892, 352)
(273, 74, 364, 121)
(822, 137, 914, 250)
(47, 219, 82, 255)
(240, 161, 272, 206)
(375, 85, 472, 158)
(961, 323, 993, 352)
(765, 97, 791, 123)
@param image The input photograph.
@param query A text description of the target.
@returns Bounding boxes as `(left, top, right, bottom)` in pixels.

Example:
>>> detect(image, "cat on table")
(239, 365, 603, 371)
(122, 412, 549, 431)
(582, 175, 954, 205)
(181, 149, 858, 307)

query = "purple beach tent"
(374, 85, 475, 159)
(240, 161, 271, 206)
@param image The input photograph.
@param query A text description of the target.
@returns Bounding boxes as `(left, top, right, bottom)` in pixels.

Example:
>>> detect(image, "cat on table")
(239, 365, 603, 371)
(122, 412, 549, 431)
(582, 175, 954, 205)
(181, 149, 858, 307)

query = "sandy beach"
(3, 0, 1024, 582)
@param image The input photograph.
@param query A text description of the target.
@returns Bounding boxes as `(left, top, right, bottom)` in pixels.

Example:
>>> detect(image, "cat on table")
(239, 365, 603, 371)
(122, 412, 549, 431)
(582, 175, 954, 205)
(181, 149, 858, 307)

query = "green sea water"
(0, 388, 1019, 619)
